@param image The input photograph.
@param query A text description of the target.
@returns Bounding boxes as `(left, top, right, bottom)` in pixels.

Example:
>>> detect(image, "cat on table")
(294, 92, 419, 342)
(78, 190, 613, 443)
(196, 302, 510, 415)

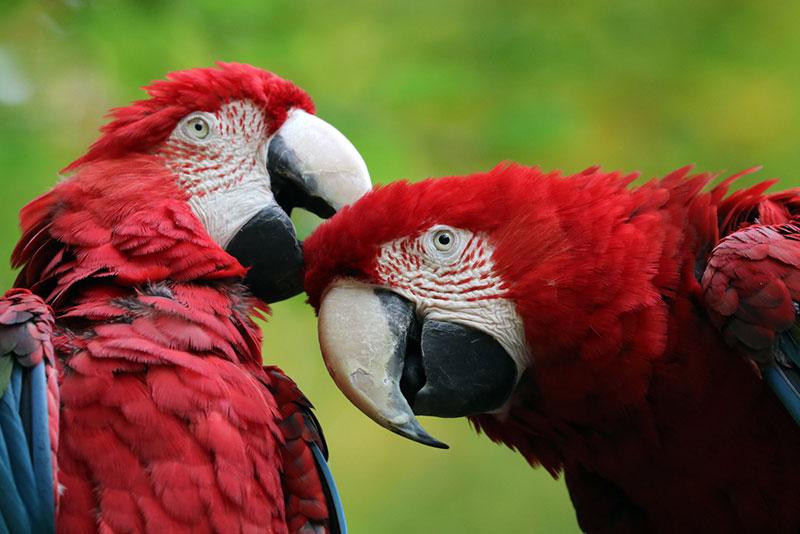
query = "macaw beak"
(317, 280, 517, 449)
(226, 110, 371, 303)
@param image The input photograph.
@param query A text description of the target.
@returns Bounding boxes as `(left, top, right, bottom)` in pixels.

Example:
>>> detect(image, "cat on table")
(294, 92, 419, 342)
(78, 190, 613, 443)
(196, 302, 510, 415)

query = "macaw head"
(58, 62, 370, 303)
(304, 163, 668, 447)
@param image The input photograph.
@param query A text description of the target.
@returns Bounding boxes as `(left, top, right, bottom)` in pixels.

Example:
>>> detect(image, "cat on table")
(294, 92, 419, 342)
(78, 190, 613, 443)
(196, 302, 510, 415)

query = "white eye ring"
(432, 229, 455, 252)
(181, 113, 214, 141)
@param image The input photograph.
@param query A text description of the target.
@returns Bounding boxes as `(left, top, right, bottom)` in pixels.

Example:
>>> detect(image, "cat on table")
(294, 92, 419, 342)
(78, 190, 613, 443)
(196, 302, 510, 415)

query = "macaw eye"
(433, 229, 455, 251)
(187, 117, 210, 139)
(182, 114, 213, 141)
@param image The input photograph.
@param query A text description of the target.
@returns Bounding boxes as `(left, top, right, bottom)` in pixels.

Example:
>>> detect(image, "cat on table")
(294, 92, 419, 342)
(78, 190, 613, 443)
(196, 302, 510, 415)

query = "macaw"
(303, 163, 800, 532)
(0, 63, 371, 533)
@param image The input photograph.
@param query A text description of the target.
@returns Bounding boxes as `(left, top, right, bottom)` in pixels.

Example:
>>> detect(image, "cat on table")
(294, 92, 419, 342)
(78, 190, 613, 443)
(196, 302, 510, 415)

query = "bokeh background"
(3, 1, 800, 532)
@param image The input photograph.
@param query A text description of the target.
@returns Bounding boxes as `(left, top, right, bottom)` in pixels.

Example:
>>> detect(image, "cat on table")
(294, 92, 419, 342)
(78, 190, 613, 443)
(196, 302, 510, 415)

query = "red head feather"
(63, 62, 314, 173)
(303, 163, 648, 308)
(303, 163, 737, 417)
(11, 63, 316, 304)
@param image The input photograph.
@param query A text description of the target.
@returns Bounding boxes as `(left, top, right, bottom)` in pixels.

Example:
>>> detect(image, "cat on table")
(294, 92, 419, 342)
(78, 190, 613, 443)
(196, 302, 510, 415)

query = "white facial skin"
(156, 100, 287, 249)
(157, 101, 372, 249)
(316, 226, 529, 439)
(157, 99, 274, 248)
(376, 224, 531, 382)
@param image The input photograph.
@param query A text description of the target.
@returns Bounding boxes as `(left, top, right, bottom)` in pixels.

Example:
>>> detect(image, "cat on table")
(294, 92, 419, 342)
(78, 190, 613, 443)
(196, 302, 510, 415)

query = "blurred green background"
(2, 1, 800, 532)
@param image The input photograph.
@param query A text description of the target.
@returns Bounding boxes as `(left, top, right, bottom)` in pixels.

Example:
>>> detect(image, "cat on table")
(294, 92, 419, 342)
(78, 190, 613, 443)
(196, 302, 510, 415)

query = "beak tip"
(426, 438, 451, 450)
(319, 283, 450, 450)
(390, 418, 450, 450)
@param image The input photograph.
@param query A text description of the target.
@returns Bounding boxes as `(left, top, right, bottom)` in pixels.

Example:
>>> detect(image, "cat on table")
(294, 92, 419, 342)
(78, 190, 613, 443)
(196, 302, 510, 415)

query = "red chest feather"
(53, 282, 288, 533)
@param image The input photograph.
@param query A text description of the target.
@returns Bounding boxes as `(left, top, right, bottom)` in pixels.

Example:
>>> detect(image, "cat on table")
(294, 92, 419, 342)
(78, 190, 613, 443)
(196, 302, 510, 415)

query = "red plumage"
(9, 64, 333, 533)
(304, 163, 800, 532)
(64, 63, 313, 173)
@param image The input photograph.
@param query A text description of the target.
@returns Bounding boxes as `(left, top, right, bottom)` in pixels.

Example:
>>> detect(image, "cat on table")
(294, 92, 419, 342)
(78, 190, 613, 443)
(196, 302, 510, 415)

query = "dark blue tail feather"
(26, 362, 55, 524)
(311, 441, 347, 534)
(763, 363, 800, 426)
(0, 362, 54, 534)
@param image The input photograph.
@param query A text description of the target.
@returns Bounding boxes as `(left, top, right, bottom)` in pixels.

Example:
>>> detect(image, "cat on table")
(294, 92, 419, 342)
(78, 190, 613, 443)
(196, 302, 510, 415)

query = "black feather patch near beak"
(224, 109, 370, 304)
(225, 205, 304, 303)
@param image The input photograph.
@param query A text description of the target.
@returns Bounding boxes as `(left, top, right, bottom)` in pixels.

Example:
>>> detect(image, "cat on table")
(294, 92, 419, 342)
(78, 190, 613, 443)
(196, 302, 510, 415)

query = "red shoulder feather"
(265, 367, 335, 533)
(12, 157, 245, 306)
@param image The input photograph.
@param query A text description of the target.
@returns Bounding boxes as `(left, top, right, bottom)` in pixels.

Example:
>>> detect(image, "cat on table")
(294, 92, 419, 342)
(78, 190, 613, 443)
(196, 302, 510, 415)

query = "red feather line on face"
(63, 62, 314, 173)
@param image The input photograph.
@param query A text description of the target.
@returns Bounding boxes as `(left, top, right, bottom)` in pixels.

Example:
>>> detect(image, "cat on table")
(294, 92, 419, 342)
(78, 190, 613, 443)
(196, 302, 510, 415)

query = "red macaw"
(0, 63, 370, 533)
(303, 164, 800, 532)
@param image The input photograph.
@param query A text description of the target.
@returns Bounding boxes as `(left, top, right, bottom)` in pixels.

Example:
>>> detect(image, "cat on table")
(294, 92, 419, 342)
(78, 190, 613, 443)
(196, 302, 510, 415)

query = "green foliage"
(0, 355, 12, 397)
(2, 1, 800, 531)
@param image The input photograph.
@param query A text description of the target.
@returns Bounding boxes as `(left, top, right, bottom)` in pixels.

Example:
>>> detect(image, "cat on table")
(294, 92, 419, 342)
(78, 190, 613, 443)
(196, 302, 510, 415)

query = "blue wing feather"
(27, 362, 55, 520)
(0, 366, 35, 534)
(310, 440, 347, 534)
(0, 507, 10, 534)
(766, 330, 800, 426)
(0, 362, 54, 534)
(762, 364, 800, 426)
